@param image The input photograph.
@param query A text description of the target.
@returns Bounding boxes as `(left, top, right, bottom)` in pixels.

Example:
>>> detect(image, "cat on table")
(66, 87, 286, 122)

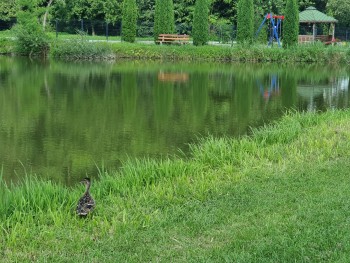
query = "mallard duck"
(76, 177, 95, 217)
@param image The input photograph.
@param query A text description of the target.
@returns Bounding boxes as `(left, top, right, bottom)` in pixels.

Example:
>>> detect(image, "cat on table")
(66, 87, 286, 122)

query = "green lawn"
(1, 110, 350, 262)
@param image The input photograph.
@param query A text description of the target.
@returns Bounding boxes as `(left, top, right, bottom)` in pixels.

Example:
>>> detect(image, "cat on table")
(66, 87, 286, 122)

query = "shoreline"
(2, 109, 350, 261)
(1, 37, 349, 63)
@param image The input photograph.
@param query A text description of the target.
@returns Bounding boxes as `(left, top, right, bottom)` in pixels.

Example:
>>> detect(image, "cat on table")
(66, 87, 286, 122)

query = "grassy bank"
(1, 28, 350, 63)
(2, 110, 350, 262)
(50, 40, 350, 63)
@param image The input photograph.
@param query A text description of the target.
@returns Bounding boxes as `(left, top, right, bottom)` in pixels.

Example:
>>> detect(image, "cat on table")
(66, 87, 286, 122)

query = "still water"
(0, 57, 349, 185)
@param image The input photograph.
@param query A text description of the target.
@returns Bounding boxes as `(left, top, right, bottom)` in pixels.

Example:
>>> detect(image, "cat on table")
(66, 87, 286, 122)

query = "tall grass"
(109, 42, 350, 63)
(50, 31, 115, 60)
(2, 109, 350, 261)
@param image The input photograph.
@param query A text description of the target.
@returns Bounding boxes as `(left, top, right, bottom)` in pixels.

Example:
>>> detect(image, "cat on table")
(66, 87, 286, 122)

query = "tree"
(42, 0, 54, 29)
(0, 0, 18, 21)
(174, 0, 195, 34)
(327, 0, 350, 27)
(154, 0, 175, 41)
(236, 0, 254, 44)
(122, 0, 137, 42)
(283, 0, 299, 48)
(192, 0, 209, 46)
(14, 0, 49, 56)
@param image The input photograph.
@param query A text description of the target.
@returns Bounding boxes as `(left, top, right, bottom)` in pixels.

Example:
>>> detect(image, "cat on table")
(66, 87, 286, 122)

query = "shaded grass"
(1, 110, 350, 262)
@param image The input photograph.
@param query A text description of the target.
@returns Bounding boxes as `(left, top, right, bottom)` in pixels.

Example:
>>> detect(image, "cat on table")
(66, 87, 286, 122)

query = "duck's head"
(80, 177, 91, 186)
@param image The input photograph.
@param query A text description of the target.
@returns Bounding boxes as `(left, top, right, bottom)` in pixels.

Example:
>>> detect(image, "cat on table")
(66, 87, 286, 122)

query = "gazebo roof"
(299, 7, 338, 23)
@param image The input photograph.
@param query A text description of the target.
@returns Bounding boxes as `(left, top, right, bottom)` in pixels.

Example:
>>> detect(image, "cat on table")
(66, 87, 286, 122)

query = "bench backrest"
(158, 34, 189, 40)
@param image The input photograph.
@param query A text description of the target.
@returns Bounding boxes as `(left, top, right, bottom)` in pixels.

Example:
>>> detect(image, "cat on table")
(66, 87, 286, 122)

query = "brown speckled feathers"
(76, 178, 95, 217)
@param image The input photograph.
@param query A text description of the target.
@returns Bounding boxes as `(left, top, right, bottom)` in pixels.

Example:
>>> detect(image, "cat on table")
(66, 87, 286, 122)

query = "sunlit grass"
(2, 109, 350, 261)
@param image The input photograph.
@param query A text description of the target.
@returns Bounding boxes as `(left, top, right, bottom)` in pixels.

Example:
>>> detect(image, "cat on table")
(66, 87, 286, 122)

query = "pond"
(0, 57, 349, 185)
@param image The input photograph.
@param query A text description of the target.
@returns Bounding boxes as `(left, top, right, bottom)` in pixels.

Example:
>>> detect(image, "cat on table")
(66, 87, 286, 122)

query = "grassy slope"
(1, 110, 350, 262)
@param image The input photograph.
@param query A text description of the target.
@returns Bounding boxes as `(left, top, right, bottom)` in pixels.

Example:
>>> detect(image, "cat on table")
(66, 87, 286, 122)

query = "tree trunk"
(43, 0, 54, 30)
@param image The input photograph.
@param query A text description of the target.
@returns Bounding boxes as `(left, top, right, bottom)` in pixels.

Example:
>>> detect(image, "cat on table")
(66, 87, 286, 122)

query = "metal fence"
(2, 19, 349, 43)
(0, 19, 235, 43)
(299, 25, 350, 41)
(52, 19, 236, 43)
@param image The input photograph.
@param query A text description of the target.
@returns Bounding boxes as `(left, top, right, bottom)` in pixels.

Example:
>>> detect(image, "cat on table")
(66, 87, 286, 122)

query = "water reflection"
(297, 77, 349, 111)
(0, 57, 349, 185)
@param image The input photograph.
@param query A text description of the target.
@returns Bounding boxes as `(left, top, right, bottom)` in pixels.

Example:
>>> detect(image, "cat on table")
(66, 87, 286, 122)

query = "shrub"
(50, 31, 115, 60)
(192, 0, 209, 46)
(13, 0, 50, 57)
(121, 0, 138, 43)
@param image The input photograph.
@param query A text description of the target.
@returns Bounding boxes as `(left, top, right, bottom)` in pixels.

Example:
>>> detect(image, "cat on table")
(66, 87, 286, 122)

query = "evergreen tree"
(283, 0, 299, 48)
(236, 0, 254, 44)
(121, 0, 137, 42)
(192, 0, 209, 46)
(255, 15, 268, 44)
(154, 0, 175, 42)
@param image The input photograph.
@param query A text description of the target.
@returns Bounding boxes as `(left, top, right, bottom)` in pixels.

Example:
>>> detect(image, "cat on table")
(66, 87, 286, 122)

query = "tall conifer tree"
(154, 0, 175, 42)
(236, 0, 254, 44)
(192, 0, 209, 46)
(283, 0, 299, 48)
(122, 0, 137, 43)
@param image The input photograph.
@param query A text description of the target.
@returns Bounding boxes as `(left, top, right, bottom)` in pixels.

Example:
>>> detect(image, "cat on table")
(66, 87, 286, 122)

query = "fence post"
(346, 30, 348, 42)
(55, 19, 58, 39)
(81, 19, 84, 31)
(106, 22, 109, 41)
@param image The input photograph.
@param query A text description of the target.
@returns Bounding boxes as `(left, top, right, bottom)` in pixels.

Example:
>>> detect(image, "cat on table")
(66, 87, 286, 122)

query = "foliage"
(236, 0, 254, 44)
(192, 0, 209, 46)
(0, 38, 15, 54)
(50, 31, 115, 59)
(254, 14, 268, 44)
(327, 0, 350, 27)
(153, 0, 175, 41)
(13, 0, 50, 56)
(174, 0, 195, 34)
(283, 0, 299, 48)
(209, 19, 234, 43)
(122, 0, 138, 42)
(0, 0, 18, 21)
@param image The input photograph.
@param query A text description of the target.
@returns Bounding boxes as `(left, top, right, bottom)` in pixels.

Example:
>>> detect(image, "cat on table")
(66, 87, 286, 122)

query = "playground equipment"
(255, 13, 284, 47)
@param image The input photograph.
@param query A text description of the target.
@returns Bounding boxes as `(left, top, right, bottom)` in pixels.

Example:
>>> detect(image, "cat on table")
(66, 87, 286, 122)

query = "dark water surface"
(0, 57, 349, 185)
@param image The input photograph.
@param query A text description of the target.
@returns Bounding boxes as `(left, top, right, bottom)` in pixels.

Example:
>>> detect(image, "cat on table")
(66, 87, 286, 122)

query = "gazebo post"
(331, 23, 335, 41)
(312, 23, 316, 42)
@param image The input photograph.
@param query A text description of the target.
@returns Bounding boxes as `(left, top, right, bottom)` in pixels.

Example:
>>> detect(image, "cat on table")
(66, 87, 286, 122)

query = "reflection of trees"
(190, 73, 208, 127)
(280, 71, 297, 109)
(122, 72, 138, 122)
(153, 81, 174, 131)
(0, 57, 348, 184)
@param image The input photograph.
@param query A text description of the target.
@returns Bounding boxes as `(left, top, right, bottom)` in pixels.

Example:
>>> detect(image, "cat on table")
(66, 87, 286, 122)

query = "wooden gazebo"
(298, 6, 338, 44)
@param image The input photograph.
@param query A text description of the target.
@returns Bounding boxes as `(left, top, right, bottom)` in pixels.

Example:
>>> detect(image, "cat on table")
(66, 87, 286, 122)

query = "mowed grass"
(1, 110, 350, 262)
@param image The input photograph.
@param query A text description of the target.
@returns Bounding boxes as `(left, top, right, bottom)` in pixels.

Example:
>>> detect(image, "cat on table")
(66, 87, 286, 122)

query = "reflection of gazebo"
(298, 7, 338, 44)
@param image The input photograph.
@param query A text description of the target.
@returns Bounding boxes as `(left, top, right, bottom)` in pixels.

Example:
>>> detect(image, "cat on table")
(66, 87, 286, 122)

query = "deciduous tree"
(327, 0, 350, 27)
